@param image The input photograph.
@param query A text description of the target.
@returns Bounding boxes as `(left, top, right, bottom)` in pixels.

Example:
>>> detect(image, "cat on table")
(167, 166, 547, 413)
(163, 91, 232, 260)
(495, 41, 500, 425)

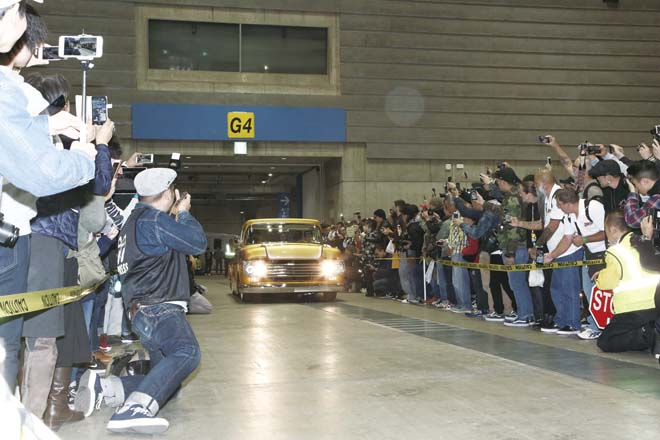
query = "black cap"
(588, 159, 622, 178)
(492, 167, 520, 185)
(373, 209, 387, 220)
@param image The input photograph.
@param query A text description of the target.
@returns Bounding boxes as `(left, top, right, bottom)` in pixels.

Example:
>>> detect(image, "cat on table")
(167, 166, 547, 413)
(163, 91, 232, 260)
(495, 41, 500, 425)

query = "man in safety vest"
(595, 211, 660, 353)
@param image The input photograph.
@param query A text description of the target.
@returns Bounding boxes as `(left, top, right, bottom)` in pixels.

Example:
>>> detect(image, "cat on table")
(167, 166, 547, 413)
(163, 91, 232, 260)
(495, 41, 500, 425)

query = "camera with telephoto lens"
(0, 214, 19, 248)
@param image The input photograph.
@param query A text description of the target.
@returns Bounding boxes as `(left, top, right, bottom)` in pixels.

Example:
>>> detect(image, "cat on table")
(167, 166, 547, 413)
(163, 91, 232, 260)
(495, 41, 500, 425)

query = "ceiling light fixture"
(235, 142, 247, 155)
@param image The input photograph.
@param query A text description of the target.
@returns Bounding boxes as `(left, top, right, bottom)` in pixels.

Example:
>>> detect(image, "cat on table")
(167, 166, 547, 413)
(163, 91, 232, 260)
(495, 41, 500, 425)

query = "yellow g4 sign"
(227, 112, 255, 139)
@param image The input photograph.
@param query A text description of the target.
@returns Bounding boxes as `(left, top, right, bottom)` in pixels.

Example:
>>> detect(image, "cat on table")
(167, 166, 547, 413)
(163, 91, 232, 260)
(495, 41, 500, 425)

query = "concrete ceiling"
(151, 154, 322, 202)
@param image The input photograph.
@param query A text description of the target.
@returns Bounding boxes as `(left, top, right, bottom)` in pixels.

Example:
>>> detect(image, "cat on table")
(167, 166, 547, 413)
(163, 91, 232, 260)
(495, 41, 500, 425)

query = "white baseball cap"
(0, 0, 43, 8)
(134, 168, 177, 197)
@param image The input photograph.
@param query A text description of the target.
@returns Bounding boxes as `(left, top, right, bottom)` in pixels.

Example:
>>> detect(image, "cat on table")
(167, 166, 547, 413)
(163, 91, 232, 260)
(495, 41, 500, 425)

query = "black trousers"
(488, 254, 516, 314)
(597, 308, 656, 353)
(542, 268, 556, 317)
(469, 269, 489, 312)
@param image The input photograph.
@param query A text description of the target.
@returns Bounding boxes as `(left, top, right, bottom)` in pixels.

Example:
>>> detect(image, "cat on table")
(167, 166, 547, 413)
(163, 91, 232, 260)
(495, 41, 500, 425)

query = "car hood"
(262, 243, 323, 260)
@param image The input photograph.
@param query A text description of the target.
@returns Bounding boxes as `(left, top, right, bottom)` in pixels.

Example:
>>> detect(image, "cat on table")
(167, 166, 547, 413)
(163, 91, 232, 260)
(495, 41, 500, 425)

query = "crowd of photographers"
(0, 1, 207, 435)
(326, 134, 660, 359)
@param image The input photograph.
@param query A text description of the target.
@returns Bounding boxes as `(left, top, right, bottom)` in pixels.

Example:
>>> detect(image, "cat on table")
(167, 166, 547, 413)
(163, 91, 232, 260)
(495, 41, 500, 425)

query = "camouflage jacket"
(496, 186, 528, 257)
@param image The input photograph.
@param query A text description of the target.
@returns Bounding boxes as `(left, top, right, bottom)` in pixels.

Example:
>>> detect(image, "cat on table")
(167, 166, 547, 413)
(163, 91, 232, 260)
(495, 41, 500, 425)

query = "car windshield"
(245, 223, 322, 245)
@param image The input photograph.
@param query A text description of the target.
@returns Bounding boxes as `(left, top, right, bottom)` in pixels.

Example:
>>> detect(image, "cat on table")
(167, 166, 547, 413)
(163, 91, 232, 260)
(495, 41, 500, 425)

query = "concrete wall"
(37, 0, 660, 160)
(301, 168, 321, 220)
(33, 0, 660, 224)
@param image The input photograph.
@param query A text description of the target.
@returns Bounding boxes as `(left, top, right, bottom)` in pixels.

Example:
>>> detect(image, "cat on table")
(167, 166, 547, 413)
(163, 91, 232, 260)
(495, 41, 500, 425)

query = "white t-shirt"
(563, 199, 606, 254)
(544, 184, 579, 257)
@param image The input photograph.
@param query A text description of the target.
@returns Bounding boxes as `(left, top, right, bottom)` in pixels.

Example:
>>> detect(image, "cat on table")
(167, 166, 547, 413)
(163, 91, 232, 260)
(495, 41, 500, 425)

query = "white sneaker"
(577, 328, 602, 340)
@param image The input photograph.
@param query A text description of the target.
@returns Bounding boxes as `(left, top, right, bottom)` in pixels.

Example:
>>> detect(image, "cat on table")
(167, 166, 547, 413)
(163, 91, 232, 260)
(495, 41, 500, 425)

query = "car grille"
(266, 261, 321, 281)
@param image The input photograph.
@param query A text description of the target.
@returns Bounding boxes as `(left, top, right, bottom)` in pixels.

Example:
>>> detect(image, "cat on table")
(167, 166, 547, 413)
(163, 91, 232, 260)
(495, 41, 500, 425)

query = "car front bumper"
(240, 284, 342, 295)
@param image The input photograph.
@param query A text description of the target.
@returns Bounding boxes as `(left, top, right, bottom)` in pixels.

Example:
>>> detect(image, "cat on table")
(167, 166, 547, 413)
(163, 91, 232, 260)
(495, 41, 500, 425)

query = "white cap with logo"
(134, 168, 177, 197)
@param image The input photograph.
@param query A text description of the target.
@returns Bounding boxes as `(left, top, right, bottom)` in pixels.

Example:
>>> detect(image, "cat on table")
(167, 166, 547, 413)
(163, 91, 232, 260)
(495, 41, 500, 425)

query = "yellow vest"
(602, 234, 659, 315)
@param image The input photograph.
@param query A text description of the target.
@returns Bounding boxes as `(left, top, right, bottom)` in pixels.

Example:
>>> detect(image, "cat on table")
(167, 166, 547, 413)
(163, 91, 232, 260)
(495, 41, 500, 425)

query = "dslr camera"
(578, 142, 601, 156)
(0, 214, 19, 248)
(653, 209, 660, 255)
(650, 126, 660, 141)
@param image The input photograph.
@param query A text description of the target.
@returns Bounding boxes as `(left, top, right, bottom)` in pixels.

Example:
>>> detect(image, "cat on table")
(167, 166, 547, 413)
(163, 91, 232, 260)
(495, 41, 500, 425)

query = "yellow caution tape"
(374, 257, 604, 272)
(0, 276, 111, 320)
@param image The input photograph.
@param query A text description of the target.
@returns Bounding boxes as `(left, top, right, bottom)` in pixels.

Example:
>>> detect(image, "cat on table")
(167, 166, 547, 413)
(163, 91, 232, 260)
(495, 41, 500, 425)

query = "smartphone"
(59, 35, 104, 59)
(91, 96, 108, 125)
(111, 160, 123, 179)
(546, 156, 552, 167)
(453, 212, 460, 219)
(37, 45, 62, 61)
(539, 135, 551, 144)
(136, 154, 154, 165)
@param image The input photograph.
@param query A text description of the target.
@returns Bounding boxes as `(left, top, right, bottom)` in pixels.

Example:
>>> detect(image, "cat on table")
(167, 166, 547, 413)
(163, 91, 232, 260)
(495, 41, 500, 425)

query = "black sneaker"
(541, 323, 559, 334)
(121, 333, 140, 344)
(503, 318, 532, 327)
(557, 326, 579, 335)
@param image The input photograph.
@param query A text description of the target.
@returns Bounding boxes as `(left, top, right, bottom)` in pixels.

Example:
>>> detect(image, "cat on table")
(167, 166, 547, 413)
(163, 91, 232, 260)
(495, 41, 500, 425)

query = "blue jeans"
(119, 303, 201, 411)
(435, 261, 449, 302)
(582, 264, 598, 331)
(451, 254, 471, 309)
(506, 247, 534, 321)
(399, 254, 420, 300)
(0, 235, 30, 391)
(411, 260, 423, 300)
(551, 249, 584, 330)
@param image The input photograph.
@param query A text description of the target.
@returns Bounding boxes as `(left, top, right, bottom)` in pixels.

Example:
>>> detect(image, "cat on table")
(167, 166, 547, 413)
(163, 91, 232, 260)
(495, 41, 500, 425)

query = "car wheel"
(322, 292, 337, 302)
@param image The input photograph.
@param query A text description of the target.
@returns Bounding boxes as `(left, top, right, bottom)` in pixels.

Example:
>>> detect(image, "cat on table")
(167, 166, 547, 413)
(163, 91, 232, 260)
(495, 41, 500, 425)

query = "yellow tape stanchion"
(376, 257, 604, 272)
(0, 276, 112, 320)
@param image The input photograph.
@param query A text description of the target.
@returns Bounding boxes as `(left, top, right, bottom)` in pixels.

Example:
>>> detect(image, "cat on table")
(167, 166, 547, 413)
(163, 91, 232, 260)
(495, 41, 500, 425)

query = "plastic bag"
(528, 269, 545, 287)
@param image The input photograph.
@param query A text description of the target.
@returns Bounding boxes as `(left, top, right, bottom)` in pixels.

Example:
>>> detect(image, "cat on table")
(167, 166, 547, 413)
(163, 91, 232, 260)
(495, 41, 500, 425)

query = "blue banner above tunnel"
(132, 103, 346, 142)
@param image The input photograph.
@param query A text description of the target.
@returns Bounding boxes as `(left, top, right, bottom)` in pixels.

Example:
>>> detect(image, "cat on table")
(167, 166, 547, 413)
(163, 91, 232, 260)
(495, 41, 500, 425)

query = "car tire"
(322, 292, 337, 302)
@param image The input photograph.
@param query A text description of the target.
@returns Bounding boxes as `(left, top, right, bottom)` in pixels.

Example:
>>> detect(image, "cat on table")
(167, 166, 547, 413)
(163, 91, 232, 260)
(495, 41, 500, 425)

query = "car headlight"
(321, 260, 343, 279)
(244, 260, 268, 279)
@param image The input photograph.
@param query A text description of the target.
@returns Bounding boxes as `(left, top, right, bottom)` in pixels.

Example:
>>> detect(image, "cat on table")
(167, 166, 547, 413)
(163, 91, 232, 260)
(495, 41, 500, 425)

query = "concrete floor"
(59, 277, 660, 440)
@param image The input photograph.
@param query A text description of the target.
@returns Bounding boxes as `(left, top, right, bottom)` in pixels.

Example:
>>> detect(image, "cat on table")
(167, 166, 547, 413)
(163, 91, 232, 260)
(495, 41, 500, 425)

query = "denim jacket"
(30, 143, 113, 250)
(135, 203, 207, 257)
(460, 210, 500, 240)
(0, 70, 94, 197)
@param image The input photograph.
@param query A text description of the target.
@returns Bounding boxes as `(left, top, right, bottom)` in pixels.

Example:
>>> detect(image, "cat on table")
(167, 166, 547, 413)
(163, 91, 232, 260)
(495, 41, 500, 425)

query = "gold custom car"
(229, 219, 344, 302)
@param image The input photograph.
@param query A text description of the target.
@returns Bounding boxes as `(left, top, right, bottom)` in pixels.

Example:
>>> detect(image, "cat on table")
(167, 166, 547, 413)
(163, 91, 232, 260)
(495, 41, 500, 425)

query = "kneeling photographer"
(75, 168, 207, 434)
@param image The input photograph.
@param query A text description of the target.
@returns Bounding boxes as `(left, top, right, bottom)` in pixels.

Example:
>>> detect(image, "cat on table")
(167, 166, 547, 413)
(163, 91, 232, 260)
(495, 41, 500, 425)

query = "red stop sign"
(589, 286, 615, 329)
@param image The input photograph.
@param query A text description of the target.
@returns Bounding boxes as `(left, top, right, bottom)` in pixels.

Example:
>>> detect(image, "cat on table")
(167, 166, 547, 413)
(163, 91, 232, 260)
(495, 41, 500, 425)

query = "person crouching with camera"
(74, 168, 207, 434)
(594, 212, 660, 354)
